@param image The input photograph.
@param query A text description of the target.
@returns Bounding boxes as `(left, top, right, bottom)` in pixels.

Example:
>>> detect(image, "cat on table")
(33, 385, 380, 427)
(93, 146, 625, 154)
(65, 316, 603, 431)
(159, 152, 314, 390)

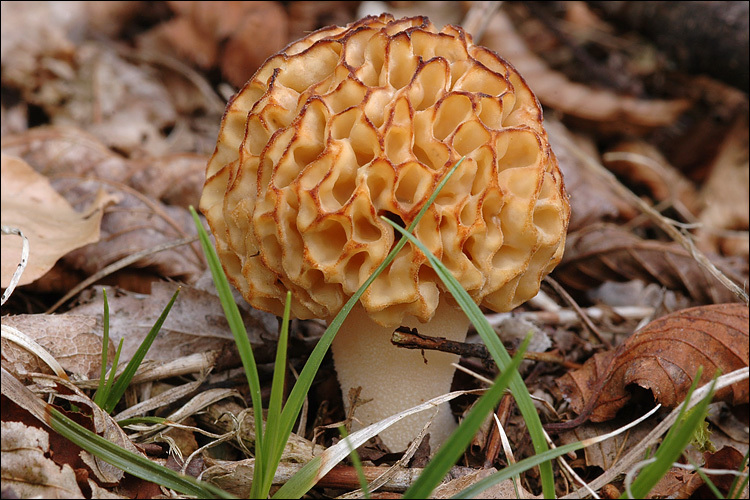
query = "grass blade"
(262, 291, 293, 493)
(383, 217, 556, 498)
(103, 288, 180, 414)
(453, 405, 661, 498)
(189, 206, 266, 493)
(93, 288, 110, 407)
(622, 367, 716, 499)
(728, 451, 749, 498)
(48, 407, 234, 498)
(100, 338, 123, 408)
(404, 335, 532, 498)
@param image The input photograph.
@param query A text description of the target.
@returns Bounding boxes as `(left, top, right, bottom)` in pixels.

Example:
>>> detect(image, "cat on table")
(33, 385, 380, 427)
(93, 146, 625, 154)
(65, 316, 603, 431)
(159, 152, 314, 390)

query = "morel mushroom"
(200, 14, 570, 452)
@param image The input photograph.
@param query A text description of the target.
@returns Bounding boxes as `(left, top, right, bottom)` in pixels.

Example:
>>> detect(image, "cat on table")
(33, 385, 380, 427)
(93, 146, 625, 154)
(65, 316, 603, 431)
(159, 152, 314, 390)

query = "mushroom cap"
(200, 14, 570, 327)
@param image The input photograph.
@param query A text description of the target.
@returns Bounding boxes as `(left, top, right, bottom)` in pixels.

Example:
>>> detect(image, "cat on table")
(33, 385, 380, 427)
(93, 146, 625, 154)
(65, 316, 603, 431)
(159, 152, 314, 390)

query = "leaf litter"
(1, 1, 748, 498)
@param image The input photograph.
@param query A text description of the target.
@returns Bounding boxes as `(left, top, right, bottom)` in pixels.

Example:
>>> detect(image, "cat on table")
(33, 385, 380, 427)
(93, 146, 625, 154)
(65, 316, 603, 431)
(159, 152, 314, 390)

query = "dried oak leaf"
(556, 303, 749, 423)
(554, 223, 747, 305)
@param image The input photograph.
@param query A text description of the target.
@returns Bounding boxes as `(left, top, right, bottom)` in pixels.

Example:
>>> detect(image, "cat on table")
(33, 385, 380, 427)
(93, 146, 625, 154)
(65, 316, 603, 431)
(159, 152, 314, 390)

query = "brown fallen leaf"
(555, 303, 749, 424)
(554, 223, 747, 306)
(694, 114, 750, 259)
(692, 446, 748, 499)
(68, 281, 278, 365)
(0, 154, 113, 288)
(1, 314, 113, 380)
(2, 128, 205, 294)
(545, 119, 639, 231)
(137, 1, 289, 88)
(479, 10, 691, 135)
(603, 139, 699, 215)
(1, 126, 207, 208)
(644, 465, 697, 499)
(0, 420, 85, 499)
(646, 446, 747, 499)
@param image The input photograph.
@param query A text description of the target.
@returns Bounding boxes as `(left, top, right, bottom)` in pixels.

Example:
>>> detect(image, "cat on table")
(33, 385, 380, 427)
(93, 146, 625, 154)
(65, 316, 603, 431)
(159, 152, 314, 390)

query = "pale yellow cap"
(200, 14, 570, 327)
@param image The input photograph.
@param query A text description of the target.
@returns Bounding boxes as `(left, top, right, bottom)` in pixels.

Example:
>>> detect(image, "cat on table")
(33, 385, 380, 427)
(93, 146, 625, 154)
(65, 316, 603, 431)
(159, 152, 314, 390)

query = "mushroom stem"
(331, 296, 470, 452)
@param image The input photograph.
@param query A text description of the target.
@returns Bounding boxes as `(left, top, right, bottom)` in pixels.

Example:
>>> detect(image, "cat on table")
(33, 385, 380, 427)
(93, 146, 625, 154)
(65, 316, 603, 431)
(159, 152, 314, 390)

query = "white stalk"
(331, 296, 470, 452)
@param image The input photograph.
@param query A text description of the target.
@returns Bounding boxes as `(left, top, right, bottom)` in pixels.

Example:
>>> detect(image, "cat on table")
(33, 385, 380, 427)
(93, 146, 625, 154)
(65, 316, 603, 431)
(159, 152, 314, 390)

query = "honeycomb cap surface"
(200, 14, 570, 326)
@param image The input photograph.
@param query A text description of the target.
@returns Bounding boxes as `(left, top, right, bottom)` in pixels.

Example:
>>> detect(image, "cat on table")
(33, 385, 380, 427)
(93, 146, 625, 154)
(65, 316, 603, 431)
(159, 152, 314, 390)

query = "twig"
(544, 276, 611, 348)
(391, 327, 582, 370)
(461, 1, 503, 42)
(484, 305, 655, 327)
(483, 393, 514, 469)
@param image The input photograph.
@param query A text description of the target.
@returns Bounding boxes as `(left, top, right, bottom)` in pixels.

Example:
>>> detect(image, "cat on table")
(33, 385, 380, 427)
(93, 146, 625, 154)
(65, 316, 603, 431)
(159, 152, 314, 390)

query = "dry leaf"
(603, 139, 699, 214)
(1, 314, 113, 379)
(2, 2, 178, 158)
(555, 223, 747, 305)
(2, 129, 204, 292)
(429, 467, 541, 499)
(128, 152, 208, 208)
(68, 281, 278, 365)
(645, 466, 698, 499)
(695, 114, 750, 259)
(1, 126, 206, 208)
(2, 369, 147, 486)
(546, 119, 638, 231)
(479, 10, 691, 134)
(138, 1, 289, 88)
(0, 420, 84, 499)
(692, 446, 748, 498)
(0, 2, 81, 85)
(557, 303, 749, 423)
(0, 154, 112, 288)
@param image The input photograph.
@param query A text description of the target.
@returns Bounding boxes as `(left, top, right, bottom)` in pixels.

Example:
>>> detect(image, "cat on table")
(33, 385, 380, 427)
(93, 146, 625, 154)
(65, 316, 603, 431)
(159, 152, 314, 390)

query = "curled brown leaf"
(479, 10, 691, 134)
(556, 303, 749, 423)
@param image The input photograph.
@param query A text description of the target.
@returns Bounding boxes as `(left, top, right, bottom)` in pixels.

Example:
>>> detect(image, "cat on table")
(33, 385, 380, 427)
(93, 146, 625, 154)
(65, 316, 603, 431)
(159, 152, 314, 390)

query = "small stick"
(391, 327, 582, 370)
(482, 393, 514, 469)
(544, 276, 611, 349)
(484, 305, 655, 327)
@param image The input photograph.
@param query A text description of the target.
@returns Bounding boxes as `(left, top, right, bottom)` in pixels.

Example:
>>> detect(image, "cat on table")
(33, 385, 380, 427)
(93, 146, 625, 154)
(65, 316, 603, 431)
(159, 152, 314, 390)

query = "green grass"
(50, 285, 229, 499)
(47, 406, 233, 499)
(93, 286, 181, 414)
(621, 368, 717, 499)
